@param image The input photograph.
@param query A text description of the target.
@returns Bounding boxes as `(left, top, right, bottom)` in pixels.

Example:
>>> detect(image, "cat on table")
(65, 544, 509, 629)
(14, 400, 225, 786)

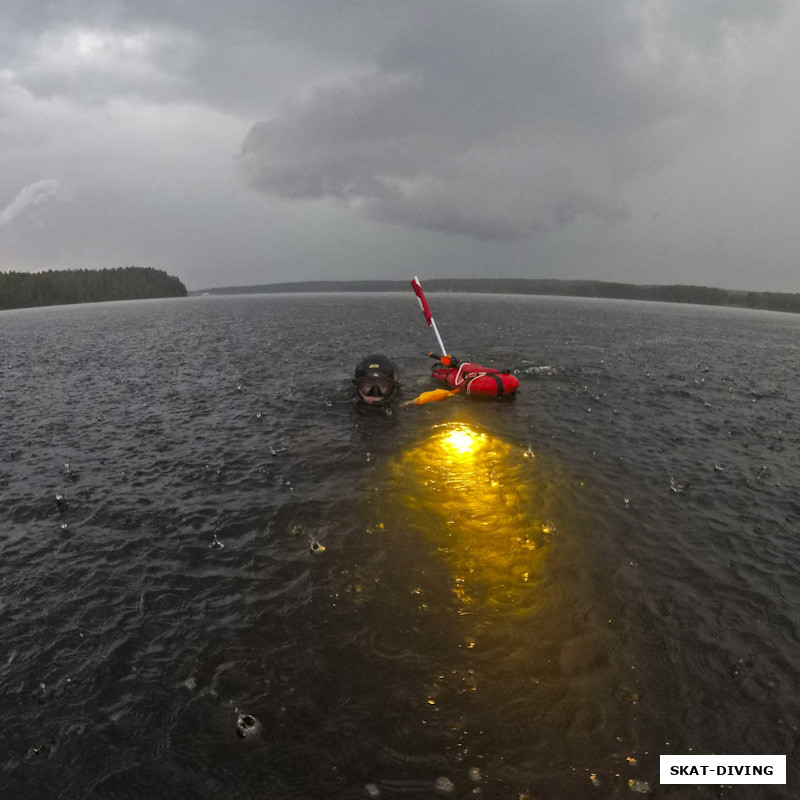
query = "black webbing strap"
(465, 372, 505, 396)
(489, 373, 505, 397)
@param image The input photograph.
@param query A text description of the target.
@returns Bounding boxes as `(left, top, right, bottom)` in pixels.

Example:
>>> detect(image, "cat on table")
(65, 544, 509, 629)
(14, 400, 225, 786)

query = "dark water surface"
(1, 294, 798, 799)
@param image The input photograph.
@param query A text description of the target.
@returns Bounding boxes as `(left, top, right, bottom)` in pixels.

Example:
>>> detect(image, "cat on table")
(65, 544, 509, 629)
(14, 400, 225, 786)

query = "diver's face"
(358, 375, 395, 404)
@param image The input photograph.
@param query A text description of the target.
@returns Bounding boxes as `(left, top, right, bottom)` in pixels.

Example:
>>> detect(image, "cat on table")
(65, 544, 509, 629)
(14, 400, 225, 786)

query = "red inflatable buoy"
(431, 360, 519, 399)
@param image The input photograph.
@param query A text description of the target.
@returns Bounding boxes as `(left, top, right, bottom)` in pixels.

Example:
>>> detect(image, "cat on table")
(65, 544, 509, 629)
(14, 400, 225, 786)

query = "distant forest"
(193, 278, 800, 314)
(0, 267, 188, 311)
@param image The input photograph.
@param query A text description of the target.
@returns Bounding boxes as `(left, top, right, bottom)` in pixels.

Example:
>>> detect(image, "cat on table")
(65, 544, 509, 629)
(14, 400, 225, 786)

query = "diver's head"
(354, 354, 400, 405)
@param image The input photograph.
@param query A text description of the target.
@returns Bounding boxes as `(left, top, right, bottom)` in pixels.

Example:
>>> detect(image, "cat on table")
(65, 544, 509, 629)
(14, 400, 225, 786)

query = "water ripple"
(1, 295, 798, 798)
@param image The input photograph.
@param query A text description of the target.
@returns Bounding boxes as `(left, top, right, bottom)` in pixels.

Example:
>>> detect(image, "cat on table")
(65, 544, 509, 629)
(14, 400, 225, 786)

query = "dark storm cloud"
(2, 0, 413, 114)
(2, 0, 797, 290)
(238, 0, 782, 241)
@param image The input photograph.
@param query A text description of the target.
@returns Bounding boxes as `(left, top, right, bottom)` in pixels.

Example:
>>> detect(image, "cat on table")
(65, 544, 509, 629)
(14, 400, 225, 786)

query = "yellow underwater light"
(389, 422, 553, 609)
(379, 422, 628, 763)
(441, 424, 481, 456)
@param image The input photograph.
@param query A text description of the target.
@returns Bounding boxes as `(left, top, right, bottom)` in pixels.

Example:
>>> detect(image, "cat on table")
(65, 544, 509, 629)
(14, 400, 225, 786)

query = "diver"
(354, 354, 401, 407)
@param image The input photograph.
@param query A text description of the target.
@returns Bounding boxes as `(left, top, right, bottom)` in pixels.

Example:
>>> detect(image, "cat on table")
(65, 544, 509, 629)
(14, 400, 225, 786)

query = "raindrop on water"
(209, 534, 225, 550)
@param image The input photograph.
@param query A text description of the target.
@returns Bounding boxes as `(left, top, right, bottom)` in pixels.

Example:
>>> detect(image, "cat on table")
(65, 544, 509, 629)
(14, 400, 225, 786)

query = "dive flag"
(411, 276, 433, 327)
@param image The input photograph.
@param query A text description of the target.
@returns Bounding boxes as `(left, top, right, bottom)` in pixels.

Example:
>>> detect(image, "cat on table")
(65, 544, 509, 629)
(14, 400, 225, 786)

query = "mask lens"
(358, 376, 394, 401)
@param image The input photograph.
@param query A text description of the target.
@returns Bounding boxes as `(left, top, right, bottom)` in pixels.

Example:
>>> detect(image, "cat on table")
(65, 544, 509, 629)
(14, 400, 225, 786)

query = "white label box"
(660, 755, 786, 785)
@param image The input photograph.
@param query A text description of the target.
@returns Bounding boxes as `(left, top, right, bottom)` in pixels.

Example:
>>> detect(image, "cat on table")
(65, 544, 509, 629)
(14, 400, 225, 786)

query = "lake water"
(1, 293, 798, 799)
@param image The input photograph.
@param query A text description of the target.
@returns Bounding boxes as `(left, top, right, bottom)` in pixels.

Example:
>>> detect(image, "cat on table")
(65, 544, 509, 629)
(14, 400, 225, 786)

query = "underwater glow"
(441, 425, 481, 456)
(390, 422, 553, 609)
(382, 422, 621, 757)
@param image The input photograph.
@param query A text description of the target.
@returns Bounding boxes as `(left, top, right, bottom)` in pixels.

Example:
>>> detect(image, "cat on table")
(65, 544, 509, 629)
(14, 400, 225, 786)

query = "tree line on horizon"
(195, 277, 800, 314)
(0, 266, 187, 311)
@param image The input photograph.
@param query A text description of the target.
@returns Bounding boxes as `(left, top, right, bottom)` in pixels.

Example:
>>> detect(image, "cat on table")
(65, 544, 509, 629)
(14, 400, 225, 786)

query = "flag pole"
(411, 276, 447, 356)
(430, 317, 447, 357)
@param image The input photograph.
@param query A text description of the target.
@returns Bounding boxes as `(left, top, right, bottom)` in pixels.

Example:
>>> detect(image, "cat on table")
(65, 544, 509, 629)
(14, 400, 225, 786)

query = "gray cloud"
(237, 0, 779, 242)
(1, 0, 798, 290)
(0, 179, 62, 227)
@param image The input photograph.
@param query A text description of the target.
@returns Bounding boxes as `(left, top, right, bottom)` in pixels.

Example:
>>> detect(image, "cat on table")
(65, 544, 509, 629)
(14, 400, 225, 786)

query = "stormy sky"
(2, 0, 798, 292)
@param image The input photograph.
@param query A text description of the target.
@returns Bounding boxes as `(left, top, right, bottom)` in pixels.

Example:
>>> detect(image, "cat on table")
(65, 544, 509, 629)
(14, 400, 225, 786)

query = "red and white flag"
(410, 275, 448, 356)
(411, 276, 433, 327)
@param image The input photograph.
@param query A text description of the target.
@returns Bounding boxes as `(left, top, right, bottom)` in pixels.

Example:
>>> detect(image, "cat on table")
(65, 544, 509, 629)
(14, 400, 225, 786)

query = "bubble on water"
(309, 537, 326, 554)
(209, 534, 225, 550)
(235, 713, 263, 739)
(617, 685, 639, 704)
(520, 364, 555, 377)
(435, 776, 454, 793)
